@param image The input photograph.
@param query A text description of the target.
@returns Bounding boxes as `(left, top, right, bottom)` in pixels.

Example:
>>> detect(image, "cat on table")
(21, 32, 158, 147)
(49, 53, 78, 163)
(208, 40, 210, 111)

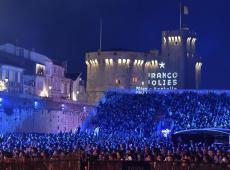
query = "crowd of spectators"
(0, 132, 230, 167)
(88, 91, 230, 136)
(1, 90, 230, 169)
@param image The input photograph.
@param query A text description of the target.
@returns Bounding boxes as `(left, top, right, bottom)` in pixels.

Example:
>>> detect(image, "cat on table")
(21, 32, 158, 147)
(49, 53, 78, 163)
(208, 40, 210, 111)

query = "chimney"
(62, 61, 68, 74)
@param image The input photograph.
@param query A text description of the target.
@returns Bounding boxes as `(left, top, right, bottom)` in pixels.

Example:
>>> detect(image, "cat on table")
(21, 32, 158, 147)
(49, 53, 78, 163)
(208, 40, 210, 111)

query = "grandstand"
(84, 89, 230, 143)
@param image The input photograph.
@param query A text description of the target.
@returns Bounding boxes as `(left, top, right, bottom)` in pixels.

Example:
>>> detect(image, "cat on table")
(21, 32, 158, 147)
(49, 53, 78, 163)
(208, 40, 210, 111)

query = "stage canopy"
(174, 128, 230, 136)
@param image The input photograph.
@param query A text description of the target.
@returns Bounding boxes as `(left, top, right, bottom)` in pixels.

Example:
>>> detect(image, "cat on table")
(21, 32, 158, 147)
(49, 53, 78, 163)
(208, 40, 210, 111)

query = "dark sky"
(0, 0, 229, 89)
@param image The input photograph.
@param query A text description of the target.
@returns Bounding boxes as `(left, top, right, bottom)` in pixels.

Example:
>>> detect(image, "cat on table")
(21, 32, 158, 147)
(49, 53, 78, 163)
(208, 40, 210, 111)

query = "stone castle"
(86, 28, 202, 104)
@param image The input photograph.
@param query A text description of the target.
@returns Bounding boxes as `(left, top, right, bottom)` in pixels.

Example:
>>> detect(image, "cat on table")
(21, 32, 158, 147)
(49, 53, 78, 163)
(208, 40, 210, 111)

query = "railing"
(0, 159, 81, 170)
(0, 159, 229, 170)
(88, 161, 230, 170)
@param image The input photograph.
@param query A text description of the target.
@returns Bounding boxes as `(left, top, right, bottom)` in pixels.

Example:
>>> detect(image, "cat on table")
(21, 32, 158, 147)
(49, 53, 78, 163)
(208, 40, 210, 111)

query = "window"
(36, 64, 45, 76)
(132, 77, 138, 83)
(9, 70, 15, 82)
(17, 72, 21, 83)
(61, 82, 64, 94)
(115, 79, 121, 85)
(19, 48, 24, 56)
(3, 69, 9, 79)
(67, 83, 70, 94)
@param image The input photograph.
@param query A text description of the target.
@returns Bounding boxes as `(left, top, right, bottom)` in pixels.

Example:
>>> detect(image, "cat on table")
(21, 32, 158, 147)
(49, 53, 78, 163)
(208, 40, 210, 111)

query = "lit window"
(145, 62, 150, 67)
(195, 62, 202, 70)
(36, 64, 45, 76)
(151, 60, 155, 66)
(122, 59, 126, 64)
(127, 59, 130, 65)
(109, 59, 113, 65)
(40, 88, 48, 97)
(115, 79, 121, 85)
(168, 37, 172, 42)
(105, 59, 109, 65)
(0, 80, 6, 92)
(187, 37, 191, 45)
(192, 38, 197, 45)
(140, 60, 144, 65)
(132, 77, 138, 83)
(137, 60, 141, 65)
(118, 59, 122, 64)
(163, 37, 167, 44)
(175, 36, 178, 41)
(85, 61, 89, 65)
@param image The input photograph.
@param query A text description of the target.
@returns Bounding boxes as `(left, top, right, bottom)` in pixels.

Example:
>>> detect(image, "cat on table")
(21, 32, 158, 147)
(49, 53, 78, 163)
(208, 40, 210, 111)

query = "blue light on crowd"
(34, 101, 38, 108)
(161, 129, 171, 138)
(0, 97, 2, 107)
(61, 104, 65, 110)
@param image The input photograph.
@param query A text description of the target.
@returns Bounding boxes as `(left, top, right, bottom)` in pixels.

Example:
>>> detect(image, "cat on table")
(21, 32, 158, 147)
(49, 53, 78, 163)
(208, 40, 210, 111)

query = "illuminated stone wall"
(0, 95, 92, 134)
(85, 51, 158, 104)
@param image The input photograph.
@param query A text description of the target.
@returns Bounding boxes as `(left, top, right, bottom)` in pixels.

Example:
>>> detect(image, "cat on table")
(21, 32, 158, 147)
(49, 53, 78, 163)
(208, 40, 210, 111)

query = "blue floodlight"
(34, 101, 38, 108)
(61, 104, 65, 110)
(161, 129, 171, 138)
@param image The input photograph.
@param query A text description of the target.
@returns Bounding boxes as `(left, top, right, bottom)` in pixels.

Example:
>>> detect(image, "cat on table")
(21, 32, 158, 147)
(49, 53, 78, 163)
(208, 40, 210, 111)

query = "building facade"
(0, 43, 86, 102)
(86, 28, 202, 104)
(0, 65, 23, 93)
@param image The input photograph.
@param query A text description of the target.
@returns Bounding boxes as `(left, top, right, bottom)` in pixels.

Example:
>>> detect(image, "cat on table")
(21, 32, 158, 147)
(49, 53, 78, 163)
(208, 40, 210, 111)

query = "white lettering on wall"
(148, 72, 178, 90)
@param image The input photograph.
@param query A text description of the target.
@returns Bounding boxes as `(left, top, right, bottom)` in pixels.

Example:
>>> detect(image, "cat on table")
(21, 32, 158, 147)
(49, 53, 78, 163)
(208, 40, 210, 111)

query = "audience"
(1, 90, 230, 168)
(0, 132, 230, 168)
(89, 91, 230, 135)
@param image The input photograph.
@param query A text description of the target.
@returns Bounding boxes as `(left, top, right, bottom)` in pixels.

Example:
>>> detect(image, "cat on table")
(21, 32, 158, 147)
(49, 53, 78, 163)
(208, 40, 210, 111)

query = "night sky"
(0, 0, 229, 89)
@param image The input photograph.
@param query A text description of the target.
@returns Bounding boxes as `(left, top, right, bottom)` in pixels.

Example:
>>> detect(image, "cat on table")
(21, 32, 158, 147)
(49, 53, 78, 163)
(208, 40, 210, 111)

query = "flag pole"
(99, 18, 102, 51)
(179, 0, 182, 30)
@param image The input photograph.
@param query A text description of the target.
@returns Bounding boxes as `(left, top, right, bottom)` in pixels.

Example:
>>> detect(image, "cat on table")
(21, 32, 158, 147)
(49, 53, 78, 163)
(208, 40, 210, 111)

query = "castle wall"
(85, 51, 153, 104)
(0, 94, 92, 134)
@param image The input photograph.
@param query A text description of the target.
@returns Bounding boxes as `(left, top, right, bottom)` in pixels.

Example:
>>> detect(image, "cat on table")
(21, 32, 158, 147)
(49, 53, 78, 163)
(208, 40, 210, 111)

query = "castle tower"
(161, 28, 202, 89)
(85, 28, 202, 104)
(85, 19, 159, 104)
(85, 51, 153, 104)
